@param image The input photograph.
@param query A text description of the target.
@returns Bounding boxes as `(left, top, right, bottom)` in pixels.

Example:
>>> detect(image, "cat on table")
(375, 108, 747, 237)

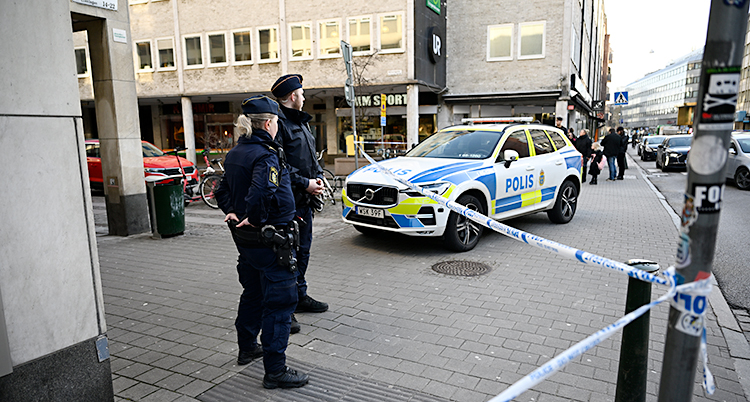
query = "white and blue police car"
(341, 119, 583, 251)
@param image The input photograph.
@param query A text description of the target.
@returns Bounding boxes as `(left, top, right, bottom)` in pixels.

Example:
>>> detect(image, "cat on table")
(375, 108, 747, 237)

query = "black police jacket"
(215, 129, 295, 227)
(276, 105, 323, 205)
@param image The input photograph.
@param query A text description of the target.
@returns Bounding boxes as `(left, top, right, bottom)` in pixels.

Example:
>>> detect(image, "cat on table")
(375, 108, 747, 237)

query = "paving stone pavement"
(94, 154, 750, 402)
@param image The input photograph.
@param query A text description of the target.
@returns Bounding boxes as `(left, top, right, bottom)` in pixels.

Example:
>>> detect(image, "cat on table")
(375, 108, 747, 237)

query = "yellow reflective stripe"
(388, 203, 423, 215)
(521, 190, 542, 207)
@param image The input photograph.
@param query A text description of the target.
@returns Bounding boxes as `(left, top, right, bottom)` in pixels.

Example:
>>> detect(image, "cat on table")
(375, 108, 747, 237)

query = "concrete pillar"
(181, 96, 197, 165)
(151, 104, 164, 149)
(325, 96, 339, 155)
(406, 85, 419, 148)
(437, 102, 453, 130)
(85, 17, 149, 236)
(556, 100, 569, 128)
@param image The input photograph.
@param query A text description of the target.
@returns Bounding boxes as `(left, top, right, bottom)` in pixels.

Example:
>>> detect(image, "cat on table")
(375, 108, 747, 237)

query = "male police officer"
(215, 95, 308, 389)
(271, 74, 328, 328)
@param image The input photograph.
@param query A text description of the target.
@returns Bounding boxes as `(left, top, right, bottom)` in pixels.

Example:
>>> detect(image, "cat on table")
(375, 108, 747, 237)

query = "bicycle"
(165, 147, 224, 208)
(314, 149, 338, 211)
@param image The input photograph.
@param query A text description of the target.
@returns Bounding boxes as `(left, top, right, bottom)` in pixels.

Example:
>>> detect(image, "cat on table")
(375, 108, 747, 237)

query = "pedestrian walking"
(574, 128, 592, 183)
(214, 95, 309, 389)
(601, 128, 620, 181)
(616, 126, 628, 180)
(271, 74, 329, 333)
(588, 142, 604, 185)
(567, 127, 577, 146)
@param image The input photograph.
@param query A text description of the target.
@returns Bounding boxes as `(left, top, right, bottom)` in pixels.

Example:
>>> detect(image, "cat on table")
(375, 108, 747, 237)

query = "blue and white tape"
(355, 148, 715, 399)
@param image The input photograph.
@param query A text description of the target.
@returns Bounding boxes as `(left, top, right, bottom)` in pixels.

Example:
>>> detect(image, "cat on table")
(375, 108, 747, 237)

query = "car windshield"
(737, 138, 750, 153)
(666, 137, 691, 147)
(142, 142, 165, 157)
(646, 136, 665, 145)
(406, 130, 502, 159)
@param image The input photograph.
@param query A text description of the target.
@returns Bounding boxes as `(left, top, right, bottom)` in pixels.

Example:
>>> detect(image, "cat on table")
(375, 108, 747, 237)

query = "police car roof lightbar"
(461, 117, 534, 124)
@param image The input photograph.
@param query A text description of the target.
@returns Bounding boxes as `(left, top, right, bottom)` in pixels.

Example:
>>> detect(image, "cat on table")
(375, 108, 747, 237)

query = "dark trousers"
(235, 245, 297, 374)
(295, 205, 313, 299)
(581, 159, 589, 182)
(617, 153, 626, 178)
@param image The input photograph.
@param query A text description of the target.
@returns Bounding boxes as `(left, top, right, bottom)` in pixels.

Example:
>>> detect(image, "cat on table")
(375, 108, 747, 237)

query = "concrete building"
(74, 0, 609, 164)
(620, 48, 703, 130)
(1, 0, 148, 400)
(735, 13, 750, 130)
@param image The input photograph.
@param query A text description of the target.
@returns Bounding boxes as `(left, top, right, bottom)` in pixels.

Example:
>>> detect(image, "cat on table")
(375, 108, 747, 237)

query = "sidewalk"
(95, 153, 749, 401)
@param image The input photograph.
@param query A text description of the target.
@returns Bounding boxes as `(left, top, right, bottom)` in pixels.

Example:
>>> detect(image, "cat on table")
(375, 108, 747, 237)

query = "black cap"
(556, 116, 563, 121)
(271, 74, 303, 98)
(241, 95, 279, 115)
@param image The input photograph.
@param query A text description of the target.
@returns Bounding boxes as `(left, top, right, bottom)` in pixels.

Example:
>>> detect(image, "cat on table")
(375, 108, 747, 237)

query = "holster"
(260, 221, 300, 273)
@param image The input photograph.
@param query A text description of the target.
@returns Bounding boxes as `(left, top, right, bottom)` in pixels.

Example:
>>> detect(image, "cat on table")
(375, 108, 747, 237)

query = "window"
(348, 16, 371, 53)
(379, 13, 403, 52)
(519, 21, 545, 59)
(487, 24, 512, 61)
(183, 35, 203, 68)
(289, 23, 312, 60)
(75, 47, 88, 77)
(135, 40, 153, 71)
(529, 129, 553, 155)
(257, 26, 279, 62)
(500, 131, 530, 159)
(547, 131, 567, 150)
(156, 38, 175, 70)
(207, 32, 227, 65)
(318, 20, 341, 57)
(232, 30, 252, 65)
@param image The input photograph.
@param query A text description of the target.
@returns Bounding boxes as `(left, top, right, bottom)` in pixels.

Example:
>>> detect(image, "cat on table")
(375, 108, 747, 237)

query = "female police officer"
(215, 95, 308, 389)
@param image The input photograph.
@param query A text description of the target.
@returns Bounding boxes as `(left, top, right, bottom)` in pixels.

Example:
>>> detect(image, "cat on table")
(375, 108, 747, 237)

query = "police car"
(341, 119, 583, 251)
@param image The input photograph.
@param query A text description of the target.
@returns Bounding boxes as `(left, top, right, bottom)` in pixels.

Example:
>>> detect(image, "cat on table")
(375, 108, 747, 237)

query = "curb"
(629, 152, 750, 399)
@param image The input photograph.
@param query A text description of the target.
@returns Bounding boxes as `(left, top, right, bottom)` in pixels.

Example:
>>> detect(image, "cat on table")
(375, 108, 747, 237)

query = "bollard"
(615, 259, 660, 402)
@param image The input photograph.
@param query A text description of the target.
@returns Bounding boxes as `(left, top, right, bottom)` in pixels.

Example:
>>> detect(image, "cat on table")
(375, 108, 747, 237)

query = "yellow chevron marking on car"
(521, 190, 543, 207)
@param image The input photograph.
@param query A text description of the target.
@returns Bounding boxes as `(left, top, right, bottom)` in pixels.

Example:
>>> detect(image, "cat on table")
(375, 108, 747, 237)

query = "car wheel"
(443, 194, 485, 252)
(547, 180, 578, 224)
(353, 225, 382, 236)
(735, 167, 750, 190)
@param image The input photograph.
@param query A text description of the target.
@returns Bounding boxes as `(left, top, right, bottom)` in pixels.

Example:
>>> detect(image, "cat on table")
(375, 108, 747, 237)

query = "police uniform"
(272, 74, 328, 314)
(215, 95, 308, 389)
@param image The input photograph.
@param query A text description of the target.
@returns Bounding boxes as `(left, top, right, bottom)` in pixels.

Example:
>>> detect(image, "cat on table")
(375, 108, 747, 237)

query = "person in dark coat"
(271, 74, 328, 334)
(574, 129, 593, 183)
(588, 142, 604, 185)
(600, 128, 621, 181)
(214, 95, 309, 389)
(616, 126, 628, 180)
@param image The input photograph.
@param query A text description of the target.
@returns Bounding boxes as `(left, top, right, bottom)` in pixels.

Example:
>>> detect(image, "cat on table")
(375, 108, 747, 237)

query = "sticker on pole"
(700, 72, 739, 124)
(689, 135, 727, 175)
(677, 312, 704, 336)
(691, 183, 724, 214)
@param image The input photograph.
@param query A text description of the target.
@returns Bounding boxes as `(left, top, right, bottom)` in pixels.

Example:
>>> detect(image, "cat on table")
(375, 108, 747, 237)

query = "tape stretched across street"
(355, 147, 715, 400)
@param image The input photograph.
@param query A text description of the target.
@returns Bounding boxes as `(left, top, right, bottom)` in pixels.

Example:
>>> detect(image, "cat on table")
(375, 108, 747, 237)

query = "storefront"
(159, 102, 235, 151)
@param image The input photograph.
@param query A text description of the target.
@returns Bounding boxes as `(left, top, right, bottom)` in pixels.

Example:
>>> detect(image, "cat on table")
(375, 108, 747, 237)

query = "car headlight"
(669, 153, 680, 158)
(404, 182, 451, 197)
(144, 168, 167, 175)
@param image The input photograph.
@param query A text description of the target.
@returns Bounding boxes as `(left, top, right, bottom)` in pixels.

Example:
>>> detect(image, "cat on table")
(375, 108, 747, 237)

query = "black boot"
(263, 366, 309, 389)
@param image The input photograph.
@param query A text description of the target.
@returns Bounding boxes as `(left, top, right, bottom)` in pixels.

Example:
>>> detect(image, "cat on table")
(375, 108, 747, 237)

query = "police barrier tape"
(354, 148, 715, 400)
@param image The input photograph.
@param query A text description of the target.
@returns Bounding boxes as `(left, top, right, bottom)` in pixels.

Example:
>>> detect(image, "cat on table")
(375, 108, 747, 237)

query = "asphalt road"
(628, 146, 750, 311)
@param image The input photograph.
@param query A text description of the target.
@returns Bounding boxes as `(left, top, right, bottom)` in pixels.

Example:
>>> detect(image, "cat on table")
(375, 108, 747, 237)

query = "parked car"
(85, 140, 198, 190)
(341, 122, 582, 251)
(639, 135, 666, 161)
(656, 135, 692, 171)
(727, 132, 750, 190)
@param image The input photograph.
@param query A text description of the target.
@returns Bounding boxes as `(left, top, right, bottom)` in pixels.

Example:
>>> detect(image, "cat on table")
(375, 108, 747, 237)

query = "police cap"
(241, 95, 279, 115)
(271, 74, 303, 98)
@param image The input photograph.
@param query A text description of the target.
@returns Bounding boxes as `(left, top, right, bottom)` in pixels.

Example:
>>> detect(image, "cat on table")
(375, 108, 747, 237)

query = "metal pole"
(615, 260, 659, 402)
(657, 1, 748, 400)
(352, 98, 358, 170)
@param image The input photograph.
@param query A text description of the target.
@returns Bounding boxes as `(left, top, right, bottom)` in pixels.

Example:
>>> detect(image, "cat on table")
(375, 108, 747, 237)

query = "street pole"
(657, 1, 748, 400)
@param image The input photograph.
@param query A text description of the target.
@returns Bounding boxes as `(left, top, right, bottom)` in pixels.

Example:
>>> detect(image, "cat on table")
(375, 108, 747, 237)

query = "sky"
(603, 0, 711, 91)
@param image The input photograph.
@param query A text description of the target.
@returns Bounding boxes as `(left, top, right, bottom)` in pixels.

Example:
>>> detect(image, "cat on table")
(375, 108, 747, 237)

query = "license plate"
(357, 206, 384, 218)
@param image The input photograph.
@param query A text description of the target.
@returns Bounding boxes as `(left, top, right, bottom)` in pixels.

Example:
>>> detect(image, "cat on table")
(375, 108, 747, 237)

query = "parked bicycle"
(164, 147, 224, 208)
(314, 149, 337, 212)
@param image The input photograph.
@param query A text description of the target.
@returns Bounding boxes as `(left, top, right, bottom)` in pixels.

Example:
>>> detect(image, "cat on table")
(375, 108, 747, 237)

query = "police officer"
(214, 95, 308, 389)
(271, 74, 328, 330)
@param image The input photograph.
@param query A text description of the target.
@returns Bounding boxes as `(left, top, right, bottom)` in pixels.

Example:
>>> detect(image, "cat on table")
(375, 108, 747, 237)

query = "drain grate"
(431, 260, 491, 276)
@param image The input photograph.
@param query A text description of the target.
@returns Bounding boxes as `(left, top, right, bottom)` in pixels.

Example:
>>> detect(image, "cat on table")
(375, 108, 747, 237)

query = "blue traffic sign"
(614, 91, 629, 105)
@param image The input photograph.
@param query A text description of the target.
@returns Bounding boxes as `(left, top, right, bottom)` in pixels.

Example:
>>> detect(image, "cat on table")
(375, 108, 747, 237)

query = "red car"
(85, 140, 199, 189)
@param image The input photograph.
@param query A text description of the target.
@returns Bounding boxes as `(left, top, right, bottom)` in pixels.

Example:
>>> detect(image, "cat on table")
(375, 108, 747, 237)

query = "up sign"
(428, 27, 443, 64)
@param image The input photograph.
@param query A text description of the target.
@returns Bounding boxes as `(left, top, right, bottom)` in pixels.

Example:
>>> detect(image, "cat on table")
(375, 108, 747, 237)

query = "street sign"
(614, 91, 629, 105)
(340, 41, 353, 79)
(380, 94, 386, 126)
(592, 100, 605, 111)
(344, 78, 354, 106)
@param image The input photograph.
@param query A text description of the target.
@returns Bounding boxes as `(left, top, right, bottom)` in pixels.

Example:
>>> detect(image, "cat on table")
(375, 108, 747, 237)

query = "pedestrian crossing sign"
(614, 91, 629, 105)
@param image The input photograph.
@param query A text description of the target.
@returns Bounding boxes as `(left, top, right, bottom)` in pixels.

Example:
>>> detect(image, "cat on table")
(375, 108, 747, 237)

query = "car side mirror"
(502, 150, 519, 168)
(729, 148, 737, 155)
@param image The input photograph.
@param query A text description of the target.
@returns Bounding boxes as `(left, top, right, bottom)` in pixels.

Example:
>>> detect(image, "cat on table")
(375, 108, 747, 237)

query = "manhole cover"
(431, 260, 491, 276)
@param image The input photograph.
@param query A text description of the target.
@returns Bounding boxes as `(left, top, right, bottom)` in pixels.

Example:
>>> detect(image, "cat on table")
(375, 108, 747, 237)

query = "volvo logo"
(365, 188, 376, 201)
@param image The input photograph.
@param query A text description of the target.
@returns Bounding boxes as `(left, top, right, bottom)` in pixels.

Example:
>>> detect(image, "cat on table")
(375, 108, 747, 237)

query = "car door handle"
(526, 166, 535, 171)
(555, 160, 563, 165)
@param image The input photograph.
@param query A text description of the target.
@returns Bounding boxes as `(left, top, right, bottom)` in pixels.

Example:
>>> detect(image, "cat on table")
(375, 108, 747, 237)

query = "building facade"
(735, 13, 750, 130)
(75, 0, 608, 162)
(619, 48, 703, 130)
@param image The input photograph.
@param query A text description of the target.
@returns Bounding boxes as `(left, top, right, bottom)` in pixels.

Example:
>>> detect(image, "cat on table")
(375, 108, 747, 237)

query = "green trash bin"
(146, 176, 185, 238)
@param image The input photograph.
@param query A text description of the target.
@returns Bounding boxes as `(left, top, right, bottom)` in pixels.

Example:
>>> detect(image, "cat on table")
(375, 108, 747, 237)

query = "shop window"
(289, 22, 312, 60)
(156, 37, 175, 70)
(258, 26, 279, 62)
(232, 30, 252, 65)
(183, 35, 203, 68)
(519, 21, 545, 59)
(318, 20, 341, 58)
(75, 47, 89, 77)
(349, 16, 371, 54)
(487, 24, 512, 61)
(379, 13, 403, 52)
(135, 40, 153, 72)
(207, 32, 227, 66)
